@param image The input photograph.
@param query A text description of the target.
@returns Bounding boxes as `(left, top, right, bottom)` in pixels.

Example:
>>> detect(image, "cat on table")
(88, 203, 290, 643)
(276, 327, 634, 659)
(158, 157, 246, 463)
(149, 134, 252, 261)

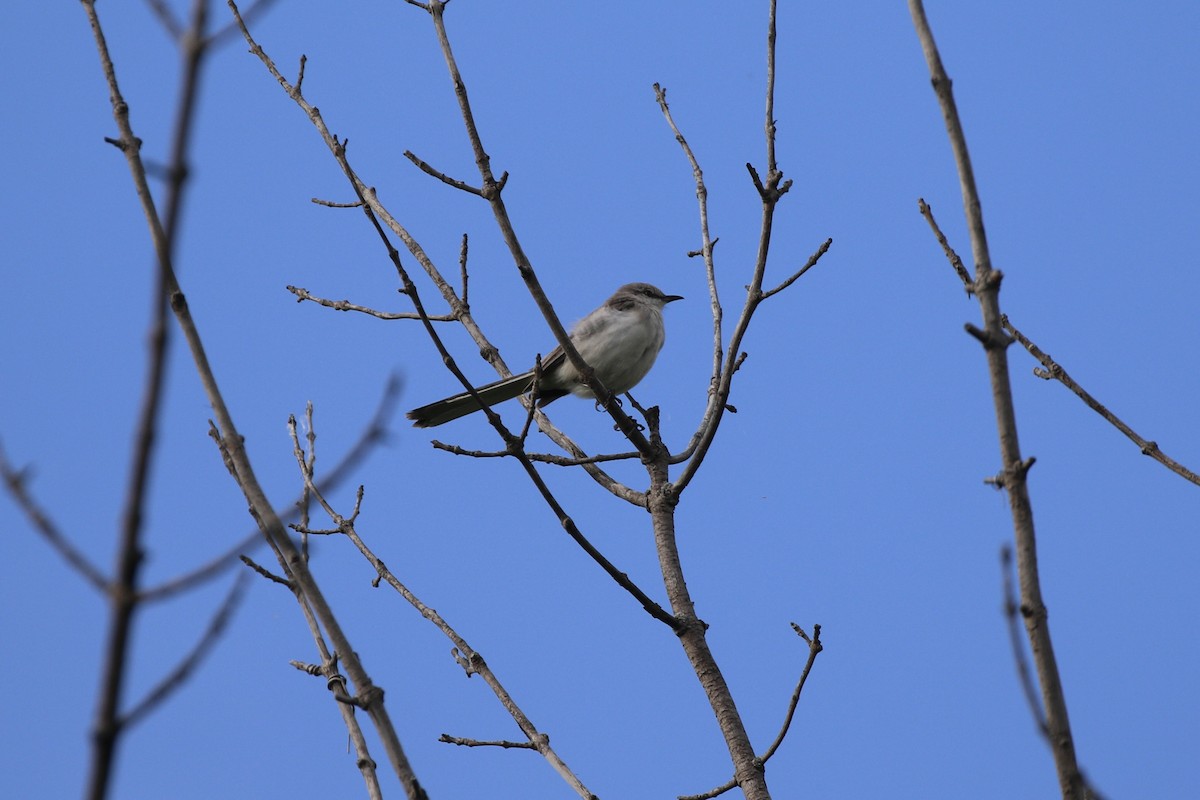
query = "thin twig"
(207, 0, 278, 46)
(439, 735, 538, 750)
(311, 197, 363, 208)
(663, 0, 826, 500)
(680, 623, 824, 800)
(239, 554, 292, 588)
(1003, 316, 1200, 487)
(917, 198, 974, 291)
(1001, 549, 1108, 800)
(431, 441, 641, 466)
(120, 572, 251, 728)
(403, 150, 485, 196)
(458, 233, 470, 308)
(1001, 547, 1048, 732)
(288, 285, 457, 321)
(0, 443, 109, 592)
(288, 411, 599, 800)
(652, 82, 724, 467)
(760, 238, 833, 300)
(138, 375, 400, 602)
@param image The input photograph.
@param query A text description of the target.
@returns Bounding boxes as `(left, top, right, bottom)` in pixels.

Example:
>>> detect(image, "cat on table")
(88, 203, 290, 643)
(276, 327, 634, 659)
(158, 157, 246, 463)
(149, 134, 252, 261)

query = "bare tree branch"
(310, 196, 362, 208)
(760, 239, 833, 300)
(138, 375, 400, 603)
(207, 0, 278, 46)
(1002, 317, 1200, 487)
(664, 1, 828, 499)
(286, 413, 599, 800)
(908, 2, 1087, 797)
(403, 149, 488, 196)
(431, 440, 641, 466)
(95, 1, 423, 794)
(681, 623, 823, 800)
(287, 284, 458, 321)
(120, 572, 251, 729)
(917, 199, 974, 291)
(143, 0, 183, 40)
(0, 442, 109, 593)
(239, 554, 292, 588)
(83, 2, 213, 795)
(439, 735, 537, 750)
(1001, 550, 1108, 800)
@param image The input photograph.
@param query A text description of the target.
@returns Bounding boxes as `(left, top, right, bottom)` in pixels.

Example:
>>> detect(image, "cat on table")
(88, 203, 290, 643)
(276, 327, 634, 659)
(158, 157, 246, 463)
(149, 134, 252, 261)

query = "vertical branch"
(86, 2, 208, 797)
(763, 0, 778, 176)
(647, 449, 769, 800)
(87, 2, 424, 797)
(652, 84, 723, 445)
(673, 0, 794, 496)
(907, 2, 1086, 798)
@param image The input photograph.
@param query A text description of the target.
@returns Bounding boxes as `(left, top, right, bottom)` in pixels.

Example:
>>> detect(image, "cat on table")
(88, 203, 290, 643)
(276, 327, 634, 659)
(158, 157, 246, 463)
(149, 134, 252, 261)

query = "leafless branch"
(207, 0, 278, 47)
(403, 149, 487, 196)
(143, 0, 183, 40)
(239, 554, 292, 588)
(311, 197, 363, 208)
(923, 199, 1183, 489)
(458, 233, 470, 308)
(82, 2, 213, 796)
(286, 412, 599, 800)
(1000, 547, 1047, 732)
(917, 199, 974, 291)
(0, 443, 108, 592)
(120, 572, 251, 729)
(237, 448, 384, 800)
(138, 375, 400, 603)
(96, 2, 422, 793)
(1002, 317, 1200, 487)
(681, 623, 824, 800)
(288, 284, 458, 321)
(652, 82, 723, 443)
(430, 440, 642, 466)
(908, 2, 1086, 797)
(759, 624, 823, 765)
(663, 0, 829, 500)
(1001, 550, 1108, 800)
(439, 735, 537, 750)
(639, 5, 801, 797)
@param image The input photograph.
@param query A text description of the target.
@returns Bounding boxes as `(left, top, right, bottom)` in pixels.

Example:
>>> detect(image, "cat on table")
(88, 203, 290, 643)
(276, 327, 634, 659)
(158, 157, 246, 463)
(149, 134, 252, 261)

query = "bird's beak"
(665, 294, 683, 304)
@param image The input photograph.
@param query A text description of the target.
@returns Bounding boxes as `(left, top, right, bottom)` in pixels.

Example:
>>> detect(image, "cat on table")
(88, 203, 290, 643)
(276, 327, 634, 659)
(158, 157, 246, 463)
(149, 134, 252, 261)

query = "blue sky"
(2, 2, 1198, 798)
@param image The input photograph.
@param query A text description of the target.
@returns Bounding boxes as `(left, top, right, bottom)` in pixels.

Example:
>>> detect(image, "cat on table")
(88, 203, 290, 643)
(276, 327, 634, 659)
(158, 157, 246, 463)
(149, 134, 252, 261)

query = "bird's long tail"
(406, 371, 539, 428)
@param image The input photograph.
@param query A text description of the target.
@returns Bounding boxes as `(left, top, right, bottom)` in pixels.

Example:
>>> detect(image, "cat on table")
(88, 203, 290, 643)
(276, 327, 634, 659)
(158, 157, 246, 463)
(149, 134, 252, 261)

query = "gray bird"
(407, 282, 682, 428)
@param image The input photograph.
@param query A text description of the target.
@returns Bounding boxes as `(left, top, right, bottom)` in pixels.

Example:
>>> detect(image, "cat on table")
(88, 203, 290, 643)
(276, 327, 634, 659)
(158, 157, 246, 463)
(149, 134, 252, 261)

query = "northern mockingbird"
(407, 282, 682, 428)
